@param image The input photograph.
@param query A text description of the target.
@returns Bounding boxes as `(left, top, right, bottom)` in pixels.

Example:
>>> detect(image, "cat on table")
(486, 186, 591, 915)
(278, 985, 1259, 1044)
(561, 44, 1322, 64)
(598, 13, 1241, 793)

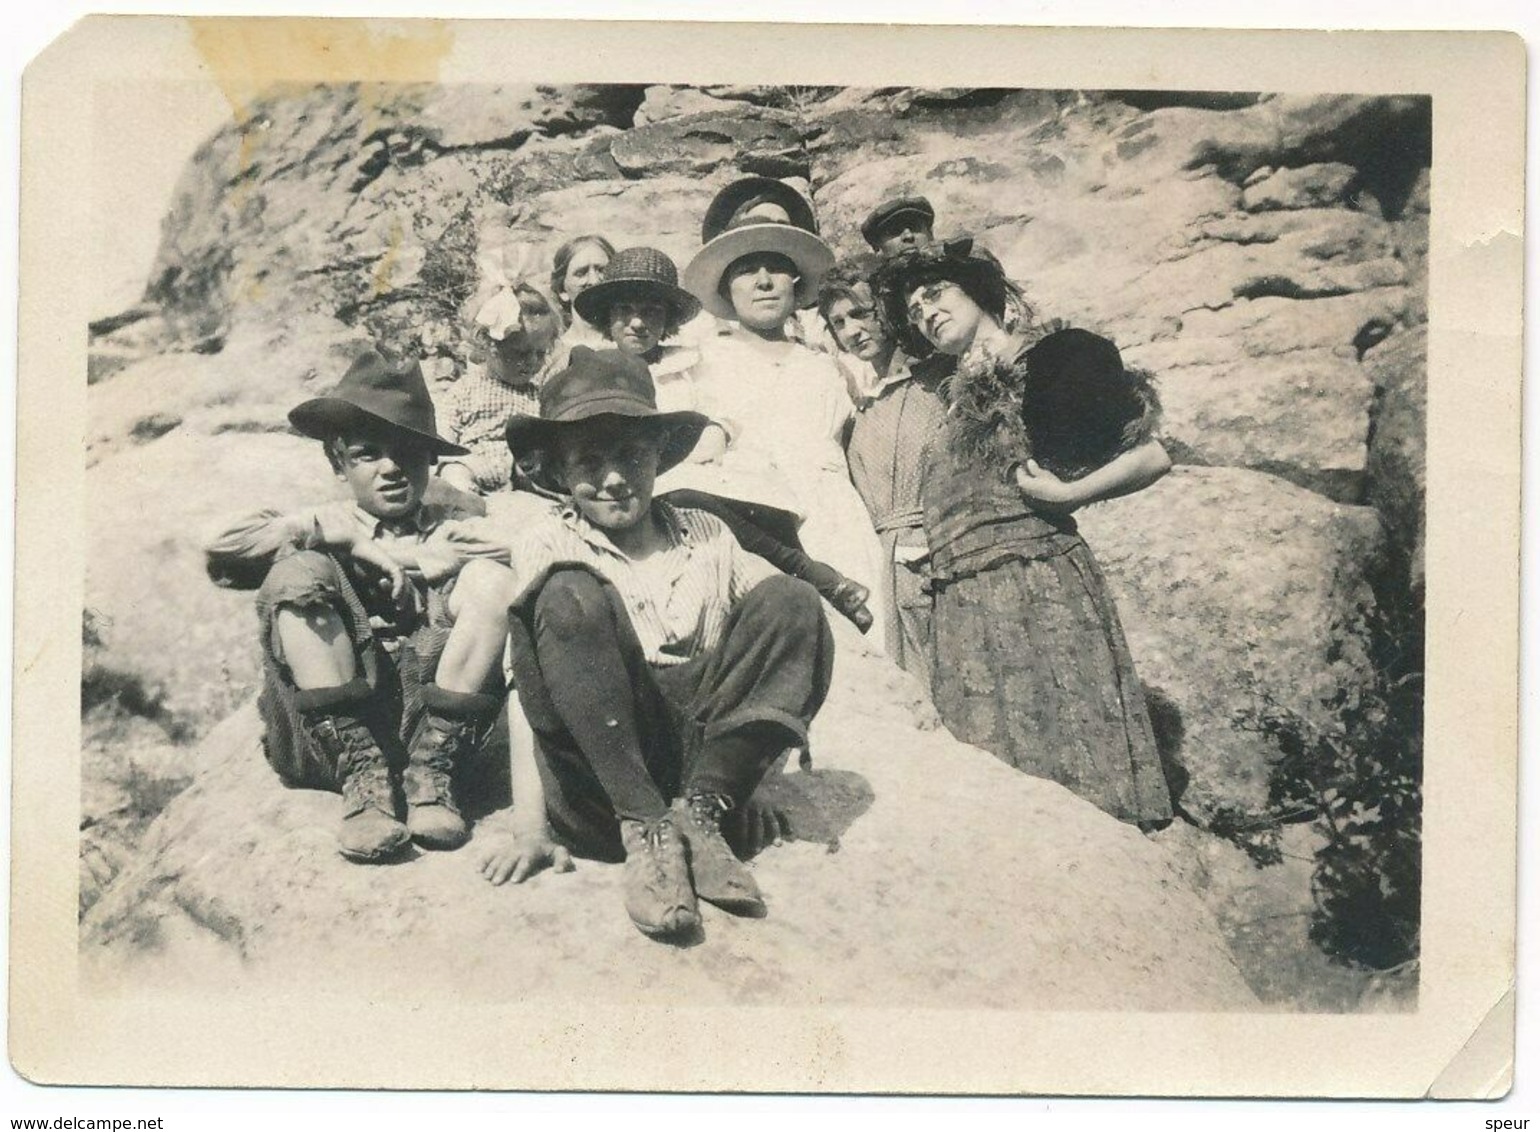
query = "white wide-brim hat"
(682, 223, 836, 321)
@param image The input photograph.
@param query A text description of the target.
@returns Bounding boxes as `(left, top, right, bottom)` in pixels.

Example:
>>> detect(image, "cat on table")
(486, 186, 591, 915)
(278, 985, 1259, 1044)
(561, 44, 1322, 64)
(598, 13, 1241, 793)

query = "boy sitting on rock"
(479, 346, 834, 940)
(205, 350, 516, 863)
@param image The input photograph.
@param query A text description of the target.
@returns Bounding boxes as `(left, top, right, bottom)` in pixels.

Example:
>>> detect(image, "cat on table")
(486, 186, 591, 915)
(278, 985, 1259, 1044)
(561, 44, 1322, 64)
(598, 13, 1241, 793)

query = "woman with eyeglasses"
(874, 238, 1175, 827)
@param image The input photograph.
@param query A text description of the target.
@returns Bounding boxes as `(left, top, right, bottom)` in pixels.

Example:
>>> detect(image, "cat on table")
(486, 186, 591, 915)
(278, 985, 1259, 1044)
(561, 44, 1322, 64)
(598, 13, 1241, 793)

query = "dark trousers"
(661, 490, 847, 597)
(507, 568, 834, 862)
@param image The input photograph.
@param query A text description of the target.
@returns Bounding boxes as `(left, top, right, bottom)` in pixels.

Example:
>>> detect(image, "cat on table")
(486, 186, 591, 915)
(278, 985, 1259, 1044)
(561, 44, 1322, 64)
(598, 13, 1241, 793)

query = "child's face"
(608, 299, 669, 359)
(551, 417, 663, 534)
(825, 283, 888, 362)
(331, 430, 433, 521)
(492, 318, 558, 384)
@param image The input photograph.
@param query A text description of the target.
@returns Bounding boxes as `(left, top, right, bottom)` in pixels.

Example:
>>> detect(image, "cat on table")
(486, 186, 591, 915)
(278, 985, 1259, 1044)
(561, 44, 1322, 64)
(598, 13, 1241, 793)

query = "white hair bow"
(473, 242, 544, 342)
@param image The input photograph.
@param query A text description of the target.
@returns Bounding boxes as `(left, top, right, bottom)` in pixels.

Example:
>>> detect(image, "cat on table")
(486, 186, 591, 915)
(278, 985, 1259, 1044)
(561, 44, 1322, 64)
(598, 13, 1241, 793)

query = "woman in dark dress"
(875, 239, 1174, 825)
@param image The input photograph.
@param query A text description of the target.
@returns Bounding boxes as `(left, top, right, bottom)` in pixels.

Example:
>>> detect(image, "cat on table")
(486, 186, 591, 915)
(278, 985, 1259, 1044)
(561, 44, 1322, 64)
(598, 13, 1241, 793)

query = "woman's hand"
(1014, 460, 1084, 513)
(437, 461, 478, 495)
(687, 423, 730, 466)
(477, 827, 575, 885)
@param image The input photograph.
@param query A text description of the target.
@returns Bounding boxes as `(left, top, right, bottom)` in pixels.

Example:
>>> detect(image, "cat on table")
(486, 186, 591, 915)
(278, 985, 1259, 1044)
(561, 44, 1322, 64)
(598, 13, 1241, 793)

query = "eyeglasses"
(906, 281, 957, 326)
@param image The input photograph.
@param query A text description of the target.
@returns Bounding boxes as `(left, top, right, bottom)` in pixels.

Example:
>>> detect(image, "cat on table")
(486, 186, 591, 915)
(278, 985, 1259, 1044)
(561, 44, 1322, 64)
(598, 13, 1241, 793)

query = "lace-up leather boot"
(672, 792, 766, 916)
(300, 709, 408, 863)
(403, 688, 500, 850)
(619, 814, 700, 938)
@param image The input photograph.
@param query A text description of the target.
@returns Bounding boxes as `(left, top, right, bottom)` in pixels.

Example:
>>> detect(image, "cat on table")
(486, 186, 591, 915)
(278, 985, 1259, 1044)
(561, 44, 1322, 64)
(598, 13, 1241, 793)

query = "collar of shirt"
(479, 361, 541, 394)
(556, 499, 698, 560)
(352, 502, 444, 542)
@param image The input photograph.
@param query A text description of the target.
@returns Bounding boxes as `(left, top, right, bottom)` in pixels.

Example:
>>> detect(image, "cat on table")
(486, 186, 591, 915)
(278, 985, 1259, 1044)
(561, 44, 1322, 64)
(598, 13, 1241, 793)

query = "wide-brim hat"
(682, 223, 836, 321)
(504, 346, 709, 476)
(572, 245, 702, 330)
(701, 176, 819, 244)
(289, 350, 467, 457)
(861, 195, 936, 248)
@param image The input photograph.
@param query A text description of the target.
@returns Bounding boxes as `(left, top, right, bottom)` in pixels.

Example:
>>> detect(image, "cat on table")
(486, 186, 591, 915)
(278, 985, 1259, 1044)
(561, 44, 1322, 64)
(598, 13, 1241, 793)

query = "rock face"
(81, 639, 1256, 1011)
(1079, 467, 1384, 820)
(84, 85, 1427, 1003)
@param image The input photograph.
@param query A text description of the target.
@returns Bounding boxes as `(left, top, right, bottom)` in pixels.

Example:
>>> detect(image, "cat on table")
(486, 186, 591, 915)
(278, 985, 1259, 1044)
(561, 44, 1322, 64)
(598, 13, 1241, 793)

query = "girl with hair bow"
(438, 243, 566, 496)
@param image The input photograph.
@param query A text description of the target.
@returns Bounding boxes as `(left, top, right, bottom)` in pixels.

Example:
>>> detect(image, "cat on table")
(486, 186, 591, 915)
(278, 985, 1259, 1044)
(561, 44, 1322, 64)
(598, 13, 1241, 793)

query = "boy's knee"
(260, 550, 344, 609)
(747, 574, 822, 621)
(453, 559, 515, 612)
(533, 570, 612, 639)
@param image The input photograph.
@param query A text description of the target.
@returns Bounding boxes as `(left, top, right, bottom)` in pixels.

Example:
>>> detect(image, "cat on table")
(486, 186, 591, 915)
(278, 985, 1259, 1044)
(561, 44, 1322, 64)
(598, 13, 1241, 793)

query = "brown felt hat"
(504, 346, 709, 475)
(288, 350, 466, 456)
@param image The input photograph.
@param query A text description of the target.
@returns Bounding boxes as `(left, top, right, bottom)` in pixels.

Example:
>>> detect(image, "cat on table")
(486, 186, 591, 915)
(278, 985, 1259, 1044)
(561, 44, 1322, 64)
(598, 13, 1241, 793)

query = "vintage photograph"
(11, 17, 1521, 1097)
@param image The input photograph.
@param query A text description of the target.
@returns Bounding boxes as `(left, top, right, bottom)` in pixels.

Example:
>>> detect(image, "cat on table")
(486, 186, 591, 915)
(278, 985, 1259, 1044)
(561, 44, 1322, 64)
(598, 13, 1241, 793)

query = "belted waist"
(873, 506, 925, 534)
(927, 512, 1082, 582)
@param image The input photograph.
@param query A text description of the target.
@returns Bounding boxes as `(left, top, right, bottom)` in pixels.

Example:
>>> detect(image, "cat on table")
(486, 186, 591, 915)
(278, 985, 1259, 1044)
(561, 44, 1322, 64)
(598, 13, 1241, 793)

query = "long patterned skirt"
(929, 539, 1173, 824)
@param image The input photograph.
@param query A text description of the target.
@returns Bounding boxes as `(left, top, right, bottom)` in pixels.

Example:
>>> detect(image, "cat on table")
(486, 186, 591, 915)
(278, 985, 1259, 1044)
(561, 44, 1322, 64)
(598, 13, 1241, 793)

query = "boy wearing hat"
(206, 350, 517, 862)
(483, 346, 834, 940)
(861, 195, 936, 258)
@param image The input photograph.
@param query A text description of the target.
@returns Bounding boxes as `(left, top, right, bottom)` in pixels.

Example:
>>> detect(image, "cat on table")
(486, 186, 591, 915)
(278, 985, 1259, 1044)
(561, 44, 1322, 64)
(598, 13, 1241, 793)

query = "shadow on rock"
(1144, 683, 1191, 815)
(748, 765, 875, 856)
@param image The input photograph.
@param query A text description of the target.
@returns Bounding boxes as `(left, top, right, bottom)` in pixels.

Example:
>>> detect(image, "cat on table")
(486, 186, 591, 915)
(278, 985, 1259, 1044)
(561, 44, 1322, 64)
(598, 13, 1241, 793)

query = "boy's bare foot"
(620, 815, 700, 938)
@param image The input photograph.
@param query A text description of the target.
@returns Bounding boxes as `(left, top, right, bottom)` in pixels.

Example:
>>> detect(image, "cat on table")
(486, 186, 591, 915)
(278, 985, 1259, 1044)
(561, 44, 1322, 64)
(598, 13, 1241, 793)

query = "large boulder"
(81, 640, 1256, 1011)
(1079, 466, 1385, 823)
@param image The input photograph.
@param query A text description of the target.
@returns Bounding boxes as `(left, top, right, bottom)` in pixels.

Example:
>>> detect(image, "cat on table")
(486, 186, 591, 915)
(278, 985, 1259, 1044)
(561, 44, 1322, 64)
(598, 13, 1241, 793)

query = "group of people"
(205, 176, 1178, 942)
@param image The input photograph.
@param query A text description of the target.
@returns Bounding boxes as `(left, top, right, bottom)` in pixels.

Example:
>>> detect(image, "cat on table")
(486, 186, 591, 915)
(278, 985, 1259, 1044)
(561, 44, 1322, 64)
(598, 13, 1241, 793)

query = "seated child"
(479, 346, 834, 941)
(437, 244, 565, 496)
(205, 350, 516, 862)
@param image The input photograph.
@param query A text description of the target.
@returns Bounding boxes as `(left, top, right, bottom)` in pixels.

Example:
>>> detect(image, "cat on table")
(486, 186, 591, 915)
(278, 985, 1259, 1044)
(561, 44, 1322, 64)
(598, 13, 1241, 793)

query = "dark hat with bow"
(504, 346, 709, 474)
(289, 350, 466, 456)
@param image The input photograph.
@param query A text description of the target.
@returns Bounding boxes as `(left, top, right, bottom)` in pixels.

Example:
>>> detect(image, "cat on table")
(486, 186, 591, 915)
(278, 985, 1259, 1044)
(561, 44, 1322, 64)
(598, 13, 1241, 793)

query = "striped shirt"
(508, 501, 777, 667)
(438, 364, 543, 492)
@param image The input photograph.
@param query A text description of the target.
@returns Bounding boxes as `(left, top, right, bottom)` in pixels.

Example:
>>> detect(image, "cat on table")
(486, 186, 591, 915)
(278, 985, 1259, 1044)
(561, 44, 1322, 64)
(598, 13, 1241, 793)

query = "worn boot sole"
(407, 804, 470, 850)
(337, 821, 411, 863)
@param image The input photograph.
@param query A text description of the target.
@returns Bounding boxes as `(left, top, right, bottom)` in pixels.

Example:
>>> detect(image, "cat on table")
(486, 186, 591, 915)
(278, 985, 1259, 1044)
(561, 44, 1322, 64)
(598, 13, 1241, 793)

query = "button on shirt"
(508, 501, 778, 667)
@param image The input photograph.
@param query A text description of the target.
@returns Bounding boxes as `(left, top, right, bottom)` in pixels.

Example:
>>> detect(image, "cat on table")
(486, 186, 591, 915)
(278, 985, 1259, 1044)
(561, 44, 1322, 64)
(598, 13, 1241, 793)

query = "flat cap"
(860, 195, 936, 247)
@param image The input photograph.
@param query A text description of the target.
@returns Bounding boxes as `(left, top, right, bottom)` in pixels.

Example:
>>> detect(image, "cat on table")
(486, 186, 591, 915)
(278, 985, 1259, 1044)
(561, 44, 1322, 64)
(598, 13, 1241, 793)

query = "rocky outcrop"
(81, 639, 1256, 1011)
(84, 85, 1427, 1003)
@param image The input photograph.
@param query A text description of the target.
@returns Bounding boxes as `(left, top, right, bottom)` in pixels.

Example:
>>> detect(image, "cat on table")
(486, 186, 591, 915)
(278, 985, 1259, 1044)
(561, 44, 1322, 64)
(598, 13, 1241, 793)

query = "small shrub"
(1232, 606, 1423, 970)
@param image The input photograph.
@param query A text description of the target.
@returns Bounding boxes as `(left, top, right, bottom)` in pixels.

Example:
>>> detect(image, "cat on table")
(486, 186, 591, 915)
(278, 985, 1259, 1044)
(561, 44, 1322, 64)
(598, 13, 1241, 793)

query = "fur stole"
(943, 333, 1161, 482)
